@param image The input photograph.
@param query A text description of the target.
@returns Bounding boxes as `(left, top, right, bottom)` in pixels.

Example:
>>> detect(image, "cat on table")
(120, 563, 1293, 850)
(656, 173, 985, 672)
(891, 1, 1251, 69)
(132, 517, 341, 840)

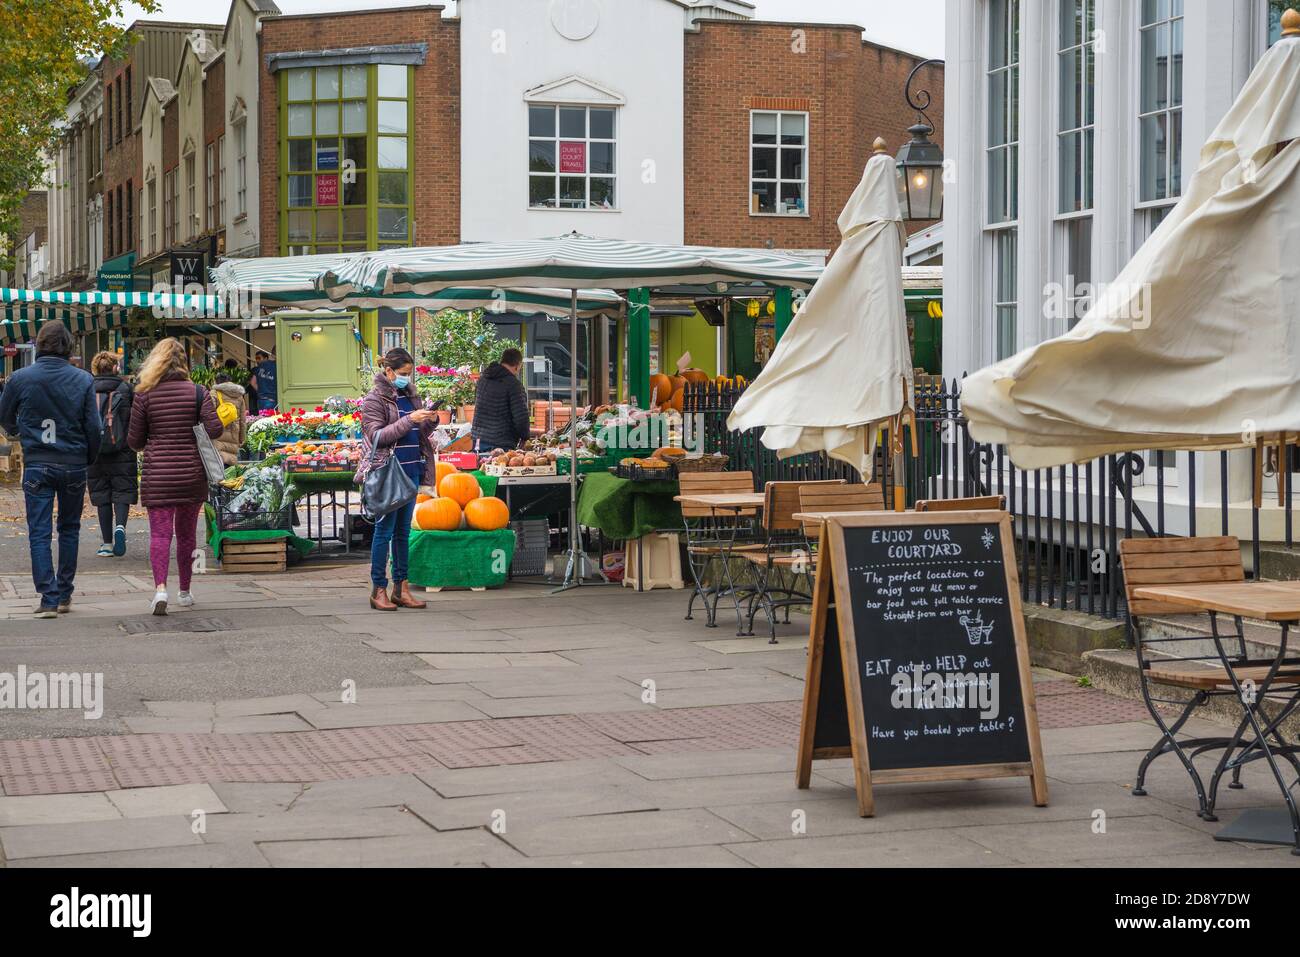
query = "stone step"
(1083, 647, 1300, 738)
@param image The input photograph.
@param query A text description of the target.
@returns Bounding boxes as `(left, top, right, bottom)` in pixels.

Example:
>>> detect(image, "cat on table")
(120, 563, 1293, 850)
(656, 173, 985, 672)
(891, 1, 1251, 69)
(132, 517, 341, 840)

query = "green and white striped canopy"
(211, 234, 824, 305)
(210, 251, 624, 317)
(1, 287, 224, 345)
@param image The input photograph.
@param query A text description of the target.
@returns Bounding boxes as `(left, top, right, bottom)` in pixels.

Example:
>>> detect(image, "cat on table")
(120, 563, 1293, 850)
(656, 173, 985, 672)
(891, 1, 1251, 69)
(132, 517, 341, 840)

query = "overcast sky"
(114, 0, 945, 59)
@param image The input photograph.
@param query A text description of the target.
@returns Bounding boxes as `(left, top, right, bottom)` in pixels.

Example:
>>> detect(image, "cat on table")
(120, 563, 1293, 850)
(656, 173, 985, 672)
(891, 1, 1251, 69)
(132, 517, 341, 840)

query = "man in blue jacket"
(0, 321, 101, 618)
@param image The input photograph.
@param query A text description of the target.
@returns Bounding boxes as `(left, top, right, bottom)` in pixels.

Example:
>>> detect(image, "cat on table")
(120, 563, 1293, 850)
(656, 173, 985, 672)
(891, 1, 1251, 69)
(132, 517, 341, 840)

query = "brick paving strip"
(0, 680, 1149, 797)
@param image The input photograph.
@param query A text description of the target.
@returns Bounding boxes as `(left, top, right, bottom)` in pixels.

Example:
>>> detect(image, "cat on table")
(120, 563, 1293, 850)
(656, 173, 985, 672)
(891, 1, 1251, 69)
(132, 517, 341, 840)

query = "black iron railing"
(685, 378, 1291, 624)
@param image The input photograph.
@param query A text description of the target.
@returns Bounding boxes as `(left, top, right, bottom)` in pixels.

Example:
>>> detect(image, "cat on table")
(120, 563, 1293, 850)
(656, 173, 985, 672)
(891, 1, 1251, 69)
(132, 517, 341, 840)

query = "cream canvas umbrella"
(964, 23, 1300, 471)
(726, 142, 914, 481)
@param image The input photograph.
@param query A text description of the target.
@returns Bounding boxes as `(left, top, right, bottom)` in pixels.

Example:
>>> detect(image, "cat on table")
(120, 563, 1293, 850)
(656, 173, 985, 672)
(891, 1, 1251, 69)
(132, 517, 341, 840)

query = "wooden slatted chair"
(677, 471, 759, 630)
(788, 482, 887, 581)
(736, 480, 845, 642)
(914, 495, 1007, 512)
(1120, 535, 1300, 819)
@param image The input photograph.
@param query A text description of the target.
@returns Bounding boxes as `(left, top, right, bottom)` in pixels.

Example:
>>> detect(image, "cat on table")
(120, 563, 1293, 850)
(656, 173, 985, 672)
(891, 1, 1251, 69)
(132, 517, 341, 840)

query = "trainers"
(97, 543, 113, 557)
(150, 589, 169, 616)
(113, 525, 127, 557)
(57, 599, 71, 614)
(33, 605, 58, 620)
(177, 591, 194, 608)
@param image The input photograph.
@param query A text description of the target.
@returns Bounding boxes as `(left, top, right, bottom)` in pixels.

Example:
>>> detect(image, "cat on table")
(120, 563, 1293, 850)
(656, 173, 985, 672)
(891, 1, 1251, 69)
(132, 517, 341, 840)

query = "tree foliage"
(414, 308, 521, 372)
(0, 0, 158, 270)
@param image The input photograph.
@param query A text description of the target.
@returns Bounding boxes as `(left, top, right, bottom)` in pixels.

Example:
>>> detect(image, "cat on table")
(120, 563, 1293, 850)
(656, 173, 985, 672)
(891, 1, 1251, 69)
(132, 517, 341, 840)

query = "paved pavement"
(0, 487, 1296, 867)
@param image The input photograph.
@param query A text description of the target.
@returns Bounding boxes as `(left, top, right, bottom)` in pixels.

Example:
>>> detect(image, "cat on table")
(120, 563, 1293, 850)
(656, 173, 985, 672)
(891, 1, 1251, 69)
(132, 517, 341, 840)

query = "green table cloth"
(204, 508, 316, 560)
(467, 470, 499, 497)
(576, 471, 681, 541)
(407, 529, 517, 589)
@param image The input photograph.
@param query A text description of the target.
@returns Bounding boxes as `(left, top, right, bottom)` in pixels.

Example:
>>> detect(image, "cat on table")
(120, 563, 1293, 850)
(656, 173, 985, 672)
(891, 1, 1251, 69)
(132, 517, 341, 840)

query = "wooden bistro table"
(1132, 580, 1300, 854)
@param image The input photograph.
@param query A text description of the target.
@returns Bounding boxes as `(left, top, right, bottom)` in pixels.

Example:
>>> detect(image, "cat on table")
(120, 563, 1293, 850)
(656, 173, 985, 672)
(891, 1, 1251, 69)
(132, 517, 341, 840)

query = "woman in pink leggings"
(127, 339, 223, 615)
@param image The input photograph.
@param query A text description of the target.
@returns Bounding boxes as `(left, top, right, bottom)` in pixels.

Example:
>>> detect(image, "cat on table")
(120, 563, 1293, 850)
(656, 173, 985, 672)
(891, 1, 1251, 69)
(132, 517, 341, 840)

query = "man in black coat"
(471, 348, 531, 452)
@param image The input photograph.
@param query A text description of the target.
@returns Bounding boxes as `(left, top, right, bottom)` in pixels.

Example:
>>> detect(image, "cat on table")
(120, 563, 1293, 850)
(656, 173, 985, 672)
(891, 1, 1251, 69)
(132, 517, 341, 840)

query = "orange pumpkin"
(415, 497, 463, 532)
(648, 373, 674, 407)
(434, 460, 459, 487)
(439, 471, 482, 508)
(464, 496, 510, 531)
(669, 388, 685, 413)
(416, 492, 434, 504)
(680, 368, 710, 386)
(667, 374, 687, 395)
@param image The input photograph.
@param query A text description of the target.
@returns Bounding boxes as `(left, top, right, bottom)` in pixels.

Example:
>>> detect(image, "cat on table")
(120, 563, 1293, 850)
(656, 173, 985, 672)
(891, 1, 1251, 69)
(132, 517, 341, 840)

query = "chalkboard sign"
(796, 511, 1047, 817)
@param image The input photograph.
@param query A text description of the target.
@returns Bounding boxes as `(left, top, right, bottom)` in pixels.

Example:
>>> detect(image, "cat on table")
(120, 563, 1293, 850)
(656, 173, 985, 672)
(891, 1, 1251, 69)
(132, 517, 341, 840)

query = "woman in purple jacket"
(127, 338, 223, 616)
(358, 348, 437, 611)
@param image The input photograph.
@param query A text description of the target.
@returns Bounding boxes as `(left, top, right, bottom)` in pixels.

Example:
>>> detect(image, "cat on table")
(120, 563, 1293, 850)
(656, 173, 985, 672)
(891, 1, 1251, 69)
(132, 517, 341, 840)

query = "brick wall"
(203, 56, 226, 243)
(684, 21, 944, 255)
(100, 53, 138, 262)
(258, 6, 460, 256)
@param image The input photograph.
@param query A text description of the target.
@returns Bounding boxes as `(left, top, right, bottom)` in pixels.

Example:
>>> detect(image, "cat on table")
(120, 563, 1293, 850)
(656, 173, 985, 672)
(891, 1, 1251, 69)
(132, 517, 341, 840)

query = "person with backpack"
(128, 338, 223, 616)
(211, 373, 247, 466)
(0, 321, 101, 618)
(88, 352, 138, 557)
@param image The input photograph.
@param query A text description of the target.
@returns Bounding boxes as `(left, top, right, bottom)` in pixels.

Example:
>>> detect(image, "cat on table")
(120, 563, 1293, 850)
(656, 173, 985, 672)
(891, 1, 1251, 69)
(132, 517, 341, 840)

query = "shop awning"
(96, 252, 137, 292)
(1, 287, 224, 344)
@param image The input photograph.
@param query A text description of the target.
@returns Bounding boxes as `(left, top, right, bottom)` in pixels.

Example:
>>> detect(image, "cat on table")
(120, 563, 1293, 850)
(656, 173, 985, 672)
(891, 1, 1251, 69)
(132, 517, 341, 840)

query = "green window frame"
(278, 63, 414, 255)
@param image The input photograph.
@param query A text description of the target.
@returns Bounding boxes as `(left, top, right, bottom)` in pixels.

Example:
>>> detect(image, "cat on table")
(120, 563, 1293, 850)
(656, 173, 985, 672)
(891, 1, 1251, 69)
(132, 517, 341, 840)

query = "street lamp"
(894, 58, 945, 222)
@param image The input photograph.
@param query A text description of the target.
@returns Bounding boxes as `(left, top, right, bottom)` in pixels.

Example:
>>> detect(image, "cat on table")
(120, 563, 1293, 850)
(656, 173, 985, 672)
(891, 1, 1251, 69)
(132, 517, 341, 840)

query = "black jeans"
(98, 502, 130, 543)
(22, 464, 87, 609)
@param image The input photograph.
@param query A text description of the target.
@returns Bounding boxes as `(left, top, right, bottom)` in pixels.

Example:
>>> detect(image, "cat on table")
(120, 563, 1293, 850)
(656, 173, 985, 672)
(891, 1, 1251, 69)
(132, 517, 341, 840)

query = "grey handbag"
(360, 441, 417, 519)
(193, 385, 226, 485)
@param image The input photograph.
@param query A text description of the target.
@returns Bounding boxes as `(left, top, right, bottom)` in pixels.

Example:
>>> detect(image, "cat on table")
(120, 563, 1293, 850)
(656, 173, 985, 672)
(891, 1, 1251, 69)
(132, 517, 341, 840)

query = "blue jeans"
(22, 464, 87, 609)
(370, 498, 416, 589)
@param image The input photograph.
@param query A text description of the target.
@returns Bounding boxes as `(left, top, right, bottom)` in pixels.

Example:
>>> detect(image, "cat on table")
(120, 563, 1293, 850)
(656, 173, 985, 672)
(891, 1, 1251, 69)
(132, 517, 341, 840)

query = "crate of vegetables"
(483, 448, 559, 477)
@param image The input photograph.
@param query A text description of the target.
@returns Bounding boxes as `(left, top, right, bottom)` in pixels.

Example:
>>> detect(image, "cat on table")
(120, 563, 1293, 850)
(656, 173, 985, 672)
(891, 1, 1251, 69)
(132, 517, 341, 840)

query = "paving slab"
(413, 653, 579, 670)
(960, 813, 1215, 865)
(301, 701, 489, 729)
(613, 748, 796, 781)
(723, 828, 1019, 867)
(518, 845, 752, 868)
(286, 775, 439, 812)
(499, 808, 755, 857)
(199, 806, 434, 844)
(405, 785, 660, 832)
(106, 783, 229, 819)
(0, 792, 121, 826)
(207, 782, 302, 813)
(0, 815, 202, 860)
(255, 830, 525, 867)
(8, 842, 271, 868)
(416, 760, 649, 798)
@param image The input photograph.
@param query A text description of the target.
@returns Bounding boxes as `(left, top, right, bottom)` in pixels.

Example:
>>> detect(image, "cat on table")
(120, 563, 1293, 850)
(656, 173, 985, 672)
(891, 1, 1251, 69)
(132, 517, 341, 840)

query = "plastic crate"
(509, 518, 550, 577)
(209, 486, 294, 533)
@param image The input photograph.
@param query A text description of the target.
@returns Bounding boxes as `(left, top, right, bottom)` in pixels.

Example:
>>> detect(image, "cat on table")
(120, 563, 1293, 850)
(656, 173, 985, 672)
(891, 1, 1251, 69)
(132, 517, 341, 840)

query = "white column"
(941, 0, 988, 379)
(1016, 0, 1052, 350)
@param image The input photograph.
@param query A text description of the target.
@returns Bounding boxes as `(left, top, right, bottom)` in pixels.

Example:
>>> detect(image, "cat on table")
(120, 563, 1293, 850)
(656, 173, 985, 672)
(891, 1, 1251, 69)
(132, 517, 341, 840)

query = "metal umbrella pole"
(554, 288, 597, 592)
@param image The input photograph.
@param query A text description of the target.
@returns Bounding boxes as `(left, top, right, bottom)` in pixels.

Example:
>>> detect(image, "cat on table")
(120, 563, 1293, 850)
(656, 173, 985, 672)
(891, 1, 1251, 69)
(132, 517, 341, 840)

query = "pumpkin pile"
(412, 462, 511, 532)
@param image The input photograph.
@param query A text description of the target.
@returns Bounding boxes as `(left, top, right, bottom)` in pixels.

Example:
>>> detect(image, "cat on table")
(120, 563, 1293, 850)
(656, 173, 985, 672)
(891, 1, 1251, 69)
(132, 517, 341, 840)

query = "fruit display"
(483, 446, 561, 476)
(279, 440, 363, 473)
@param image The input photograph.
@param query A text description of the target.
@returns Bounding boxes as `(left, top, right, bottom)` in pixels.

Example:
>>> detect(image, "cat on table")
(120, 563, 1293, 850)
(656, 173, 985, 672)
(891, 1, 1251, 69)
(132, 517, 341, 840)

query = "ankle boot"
(390, 580, 427, 609)
(369, 586, 398, 611)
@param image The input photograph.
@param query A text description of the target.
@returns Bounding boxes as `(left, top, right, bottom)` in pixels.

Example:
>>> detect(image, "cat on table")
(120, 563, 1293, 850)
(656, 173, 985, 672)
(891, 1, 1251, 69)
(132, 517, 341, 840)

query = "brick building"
(684, 20, 944, 255)
(257, 4, 461, 257)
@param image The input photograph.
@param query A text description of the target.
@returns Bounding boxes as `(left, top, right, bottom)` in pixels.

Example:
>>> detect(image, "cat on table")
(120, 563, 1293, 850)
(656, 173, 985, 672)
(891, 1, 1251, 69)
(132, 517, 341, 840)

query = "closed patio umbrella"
(963, 34, 1300, 470)
(725, 144, 914, 481)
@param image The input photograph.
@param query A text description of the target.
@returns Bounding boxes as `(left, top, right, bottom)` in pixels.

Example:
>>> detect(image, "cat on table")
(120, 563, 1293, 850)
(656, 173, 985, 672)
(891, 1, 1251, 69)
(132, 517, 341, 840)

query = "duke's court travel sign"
(795, 510, 1048, 817)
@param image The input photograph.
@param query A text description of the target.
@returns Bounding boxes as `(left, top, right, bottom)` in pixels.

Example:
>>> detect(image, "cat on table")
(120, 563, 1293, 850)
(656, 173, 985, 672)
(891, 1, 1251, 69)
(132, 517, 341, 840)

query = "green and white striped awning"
(211, 234, 824, 306)
(210, 252, 624, 318)
(1, 288, 224, 345)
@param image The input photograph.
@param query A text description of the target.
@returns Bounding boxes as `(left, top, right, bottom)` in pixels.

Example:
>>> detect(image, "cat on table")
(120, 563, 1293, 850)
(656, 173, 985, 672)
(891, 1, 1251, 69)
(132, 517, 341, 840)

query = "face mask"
(392, 375, 411, 390)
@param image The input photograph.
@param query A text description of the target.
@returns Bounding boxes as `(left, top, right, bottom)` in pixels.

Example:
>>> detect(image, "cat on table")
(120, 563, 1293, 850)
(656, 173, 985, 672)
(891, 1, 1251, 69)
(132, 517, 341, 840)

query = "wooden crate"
(220, 538, 288, 574)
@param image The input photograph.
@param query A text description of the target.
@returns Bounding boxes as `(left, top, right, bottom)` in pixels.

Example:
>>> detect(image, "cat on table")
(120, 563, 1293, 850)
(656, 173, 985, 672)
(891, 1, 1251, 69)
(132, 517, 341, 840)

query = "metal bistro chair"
(737, 480, 846, 642)
(678, 471, 760, 630)
(1120, 535, 1300, 820)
